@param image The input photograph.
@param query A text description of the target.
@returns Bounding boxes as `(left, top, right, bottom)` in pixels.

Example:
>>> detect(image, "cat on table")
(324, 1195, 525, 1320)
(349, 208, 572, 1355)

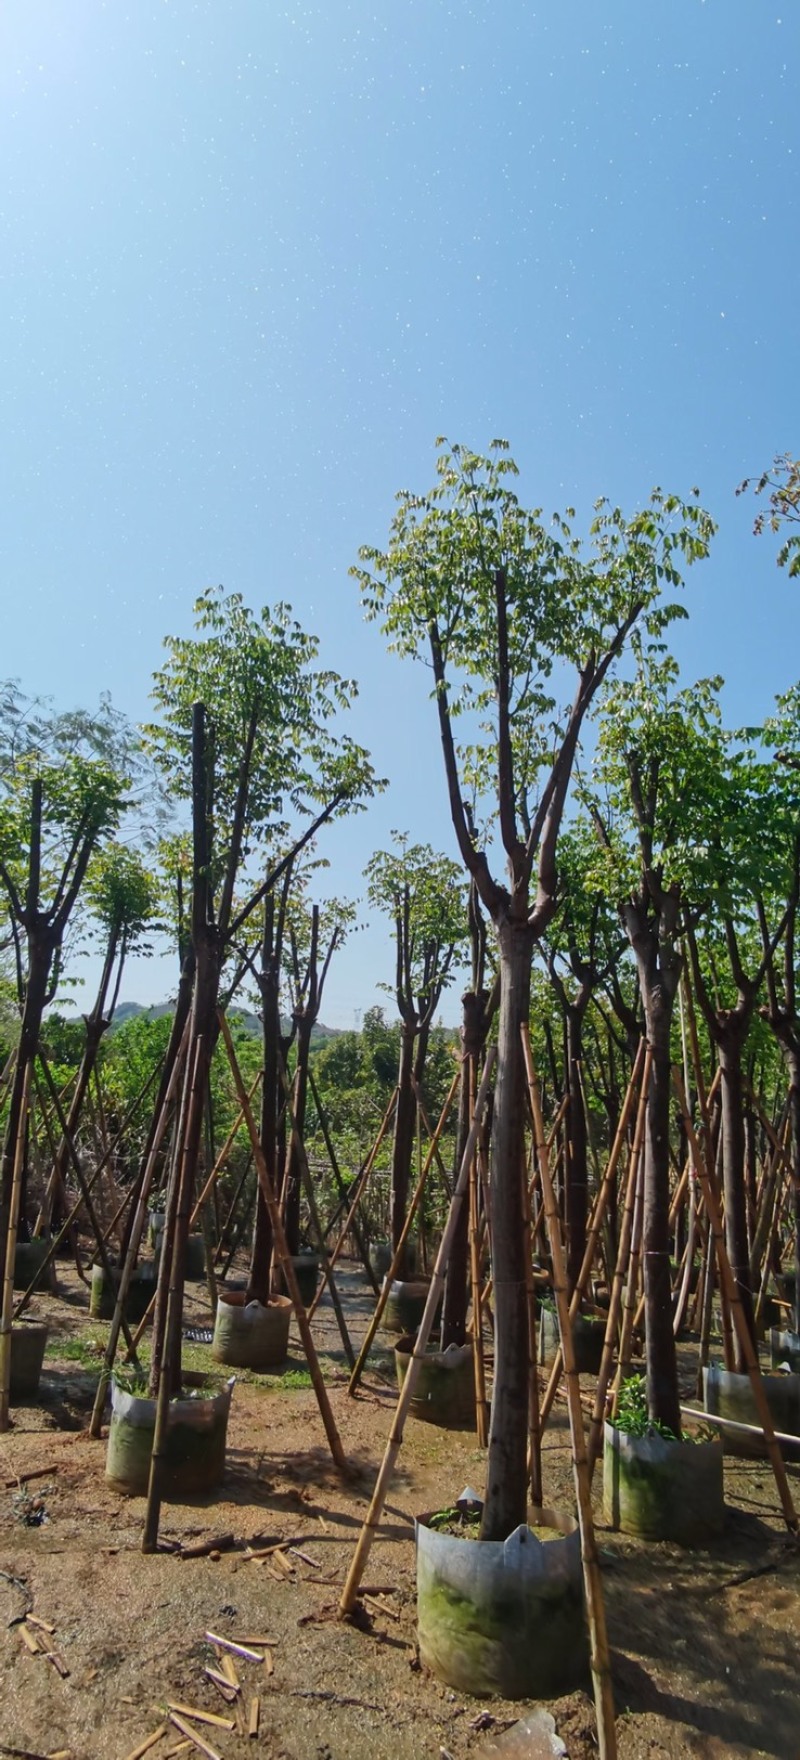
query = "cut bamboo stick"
(166, 1707, 234, 1732)
(166, 1714, 222, 1760)
(205, 1631, 263, 1663)
(121, 1729, 168, 1760)
(248, 1697, 260, 1738)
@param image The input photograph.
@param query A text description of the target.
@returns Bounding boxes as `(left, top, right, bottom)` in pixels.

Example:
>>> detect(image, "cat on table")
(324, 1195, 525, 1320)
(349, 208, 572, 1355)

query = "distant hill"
(111, 1001, 340, 1045)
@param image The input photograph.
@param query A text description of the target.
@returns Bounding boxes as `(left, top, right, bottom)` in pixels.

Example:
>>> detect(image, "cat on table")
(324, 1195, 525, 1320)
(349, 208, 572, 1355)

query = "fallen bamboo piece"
(362, 1592, 400, 1622)
(166, 1707, 234, 1732)
(218, 1653, 240, 1692)
(248, 1697, 260, 1738)
(680, 1404, 800, 1445)
(179, 1533, 235, 1559)
(163, 1745, 192, 1758)
(42, 1649, 70, 1678)
(19, 1623, 41, 1654)
(166, 1714, 222, 1760)
(339, 1049, 496, 1616)
(203, 1667, 237, 1701)
(121, 1730, 168, 1760)
(523, 1027, 617, 1760)
(25, 1614, 56, 1634)
(205, 1631, 263, 1663)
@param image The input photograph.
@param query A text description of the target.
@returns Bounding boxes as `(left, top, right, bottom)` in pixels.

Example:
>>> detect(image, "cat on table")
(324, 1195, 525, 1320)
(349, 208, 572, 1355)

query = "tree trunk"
(283, 1016, 313, 1256)
(785, 1047, 800, 1336)
(480, 916, 532, 1542)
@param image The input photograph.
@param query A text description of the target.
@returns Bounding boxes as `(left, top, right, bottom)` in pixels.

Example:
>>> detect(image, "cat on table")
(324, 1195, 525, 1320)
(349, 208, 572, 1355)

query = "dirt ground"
(1, 1258, 799, 1760)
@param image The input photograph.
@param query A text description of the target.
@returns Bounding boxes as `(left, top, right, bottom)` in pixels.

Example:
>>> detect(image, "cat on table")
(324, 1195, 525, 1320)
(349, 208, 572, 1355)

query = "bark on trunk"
(565, 1007, 588, 1294)
(0, 933, 54, 1279)
(480, 917, 532, 1542)
(441, 989, 489, 1348)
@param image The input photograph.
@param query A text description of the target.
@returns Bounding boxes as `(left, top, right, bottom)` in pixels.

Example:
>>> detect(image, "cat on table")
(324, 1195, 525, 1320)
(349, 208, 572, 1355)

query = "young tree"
(0, 726, 129, 1275)
(589, 654, 727, 1432)
(355, 440, 714, 1536)
(365, 835, 467, 1277)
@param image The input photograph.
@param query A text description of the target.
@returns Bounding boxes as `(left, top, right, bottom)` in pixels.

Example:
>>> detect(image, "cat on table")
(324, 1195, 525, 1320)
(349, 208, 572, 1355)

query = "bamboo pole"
(142, 1034, 207, 1552)
(672, 1067, 798, 1533)
(277, 1054, 355, 1371)
(307, 1089, 399, 1321)
(586, 1052, 652, 1479)
(89, 1025, 191, 1438)
(218, 1011, 346, 1473)
(522, 1028, 617, 1760)
(346, 1071, 459, 1396)
(538, 1039, 646, 1429)
(338, 1049, 496, 1618)
(306, 1064, 380, 1294)
(0, 1063, 32, 1432)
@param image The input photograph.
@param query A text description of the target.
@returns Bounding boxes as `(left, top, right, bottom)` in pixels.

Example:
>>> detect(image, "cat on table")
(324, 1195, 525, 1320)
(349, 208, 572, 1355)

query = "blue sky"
(1, 2, 797, 1026)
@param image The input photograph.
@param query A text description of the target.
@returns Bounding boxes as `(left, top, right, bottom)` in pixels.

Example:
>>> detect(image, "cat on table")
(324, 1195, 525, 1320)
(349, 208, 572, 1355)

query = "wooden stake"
(586, 1051, 652, 1479)
(522, 1028, 617, 1760)
(346, 1070, 460, 1396)
(121, 1729, 168, 1760)
(217, 1011, 346, 1472)
(338, 1050, 496, 1617)
(672, 1067, 798, 1533)
(307, 1088, 398, 1319)
(538, 1039, 646, 1430)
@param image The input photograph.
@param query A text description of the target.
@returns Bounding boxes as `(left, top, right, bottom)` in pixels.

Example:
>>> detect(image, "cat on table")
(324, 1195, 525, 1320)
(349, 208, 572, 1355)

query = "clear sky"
(1, 2, 797, 1027)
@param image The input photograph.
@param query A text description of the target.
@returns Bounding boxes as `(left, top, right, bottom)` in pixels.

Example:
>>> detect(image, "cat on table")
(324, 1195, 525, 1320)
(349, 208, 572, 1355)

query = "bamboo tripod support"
(308, 1089, 399, 1322)
(672, 1068, 799, 1533)
(538, 1039, 647, 1432)
(522, 1028, 617, 1760)
(346, 1070, 460, 1397)
(277, 1054, 355, 1371)
(89, 1024, 191, 1438)
(218, 1011, 346, 1473)
(338, 1051, 496, 1618)
(587, 1053, 652, 1478)
(0, 1063, 32, 1433)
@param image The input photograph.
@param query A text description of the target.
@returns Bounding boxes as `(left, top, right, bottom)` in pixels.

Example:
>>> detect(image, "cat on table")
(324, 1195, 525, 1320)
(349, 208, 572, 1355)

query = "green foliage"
(614, 1374, 680, 1442)
(738, 453, 800, 577)
(143, 586, 381, 906)
(85, 843, 160, 951)
(355, 440, 714, 831)
(365, 833, 468, 1019)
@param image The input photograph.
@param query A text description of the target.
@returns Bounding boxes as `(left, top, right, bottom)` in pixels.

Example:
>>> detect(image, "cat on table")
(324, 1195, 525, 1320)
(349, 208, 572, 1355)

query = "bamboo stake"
(338, 1049, 496, 1617)
(306, 1063, 379, 1293)
(307, 1088, 399, 1320)
(538, 1039, 646, 1429)
(672, 1067, 798, 1533)
(218, 1010, 346, 1472)
(277, 1054, 355, 1369)
(346, 1070, 459, 1396)
(521, 1132, 541, 1500)
(89, 1024, 190, 1438)
(522, 1027, 616, 1760)
(586, 1052, 652, 1479)
(0, 1064, 32, 1432)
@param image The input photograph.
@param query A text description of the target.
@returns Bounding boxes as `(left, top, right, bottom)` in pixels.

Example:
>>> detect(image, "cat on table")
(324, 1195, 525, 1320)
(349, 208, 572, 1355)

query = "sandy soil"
(1, 1259, 799, 1760)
